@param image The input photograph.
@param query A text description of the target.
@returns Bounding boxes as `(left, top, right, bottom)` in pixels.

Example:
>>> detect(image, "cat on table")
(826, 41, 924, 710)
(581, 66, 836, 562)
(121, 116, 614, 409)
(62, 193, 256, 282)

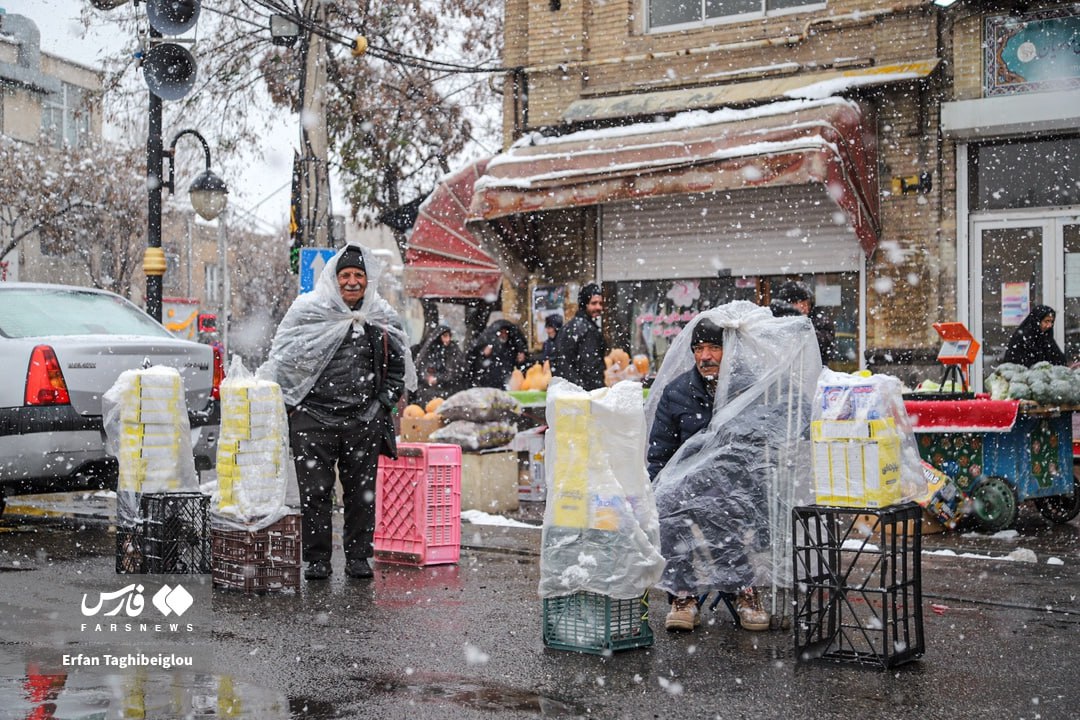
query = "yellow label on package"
(812, 437, 902, 508)
(550, 396, 590, 528)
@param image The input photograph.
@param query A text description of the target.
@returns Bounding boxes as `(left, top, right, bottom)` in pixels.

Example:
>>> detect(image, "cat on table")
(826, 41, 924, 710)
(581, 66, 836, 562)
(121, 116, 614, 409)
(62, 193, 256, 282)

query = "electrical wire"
(208, 0, 514, 74)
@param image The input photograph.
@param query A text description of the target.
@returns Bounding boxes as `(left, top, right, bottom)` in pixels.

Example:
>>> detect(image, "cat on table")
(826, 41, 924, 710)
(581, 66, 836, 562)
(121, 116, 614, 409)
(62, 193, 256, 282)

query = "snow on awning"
(405, 157, 504, 301)
(468, 97, 880, 256)
(562, 59, 939, 123)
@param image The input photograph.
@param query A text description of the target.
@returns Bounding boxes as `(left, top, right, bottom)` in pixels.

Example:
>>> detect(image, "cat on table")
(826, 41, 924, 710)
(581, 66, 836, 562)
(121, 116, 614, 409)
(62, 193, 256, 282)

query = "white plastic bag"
(539, 379, 665, 600)
(102, 366, 198, 525)
(810, 368, 927, 508)
(212, 355, 299, 531)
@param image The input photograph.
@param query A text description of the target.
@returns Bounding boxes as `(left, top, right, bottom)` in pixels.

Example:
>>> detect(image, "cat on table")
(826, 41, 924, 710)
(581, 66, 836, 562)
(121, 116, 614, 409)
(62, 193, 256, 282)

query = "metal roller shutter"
(599, 186, 863, 282)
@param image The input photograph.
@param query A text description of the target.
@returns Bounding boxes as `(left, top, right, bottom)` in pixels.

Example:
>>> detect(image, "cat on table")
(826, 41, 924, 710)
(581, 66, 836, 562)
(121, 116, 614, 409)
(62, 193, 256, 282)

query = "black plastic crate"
(792, 502, 924, 669)
(115, 525, 144, 574)
(542, 591, 653, 655)
(141, 492, 211, 574)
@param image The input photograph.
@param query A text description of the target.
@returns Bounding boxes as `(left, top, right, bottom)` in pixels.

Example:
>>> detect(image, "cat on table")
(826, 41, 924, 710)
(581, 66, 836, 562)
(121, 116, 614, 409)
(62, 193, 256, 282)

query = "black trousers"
(289, 411, 381, 565)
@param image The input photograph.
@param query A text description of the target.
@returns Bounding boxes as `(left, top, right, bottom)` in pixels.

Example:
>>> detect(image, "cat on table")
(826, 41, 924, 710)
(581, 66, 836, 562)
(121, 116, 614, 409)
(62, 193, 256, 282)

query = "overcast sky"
(1, 0, 301, 232)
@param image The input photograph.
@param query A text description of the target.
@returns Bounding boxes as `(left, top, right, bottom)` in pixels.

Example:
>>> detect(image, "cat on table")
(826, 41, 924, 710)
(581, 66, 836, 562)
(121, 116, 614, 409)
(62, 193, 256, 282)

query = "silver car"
(0, 283, 221, 513)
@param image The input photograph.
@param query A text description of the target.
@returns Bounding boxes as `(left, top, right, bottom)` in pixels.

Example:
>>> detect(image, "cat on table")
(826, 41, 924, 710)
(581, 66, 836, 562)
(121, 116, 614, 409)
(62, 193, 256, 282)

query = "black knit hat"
(691, 318, 724, 348)
(774, 280, 812, 305)
(578, 283, 602, 310)
(336, 247, 365, 274)
(544, 314, 564, 330)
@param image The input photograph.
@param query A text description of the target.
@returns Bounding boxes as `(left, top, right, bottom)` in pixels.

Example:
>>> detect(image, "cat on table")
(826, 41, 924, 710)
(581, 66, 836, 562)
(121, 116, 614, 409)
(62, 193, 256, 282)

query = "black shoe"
(345, 559, 374, 579)
(305, 561, 332, 580)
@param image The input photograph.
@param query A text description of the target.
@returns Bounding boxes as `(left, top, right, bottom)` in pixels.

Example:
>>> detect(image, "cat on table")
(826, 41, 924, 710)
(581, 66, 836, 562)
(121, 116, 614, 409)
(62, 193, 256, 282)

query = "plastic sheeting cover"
(257, 242, 417, 405)
(539, 378, 665, 600)
(645, 301, 821, 597)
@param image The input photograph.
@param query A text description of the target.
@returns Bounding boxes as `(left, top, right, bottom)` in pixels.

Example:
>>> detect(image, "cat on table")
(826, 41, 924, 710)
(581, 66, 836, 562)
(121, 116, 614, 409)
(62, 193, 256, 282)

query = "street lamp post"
(144, 122, 228, 323)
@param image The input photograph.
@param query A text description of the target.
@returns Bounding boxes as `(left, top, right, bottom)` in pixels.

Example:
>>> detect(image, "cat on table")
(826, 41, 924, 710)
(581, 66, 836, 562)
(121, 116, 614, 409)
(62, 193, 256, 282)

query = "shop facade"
(943, 4, 1080, 387)
(406, 0, 1080, 385)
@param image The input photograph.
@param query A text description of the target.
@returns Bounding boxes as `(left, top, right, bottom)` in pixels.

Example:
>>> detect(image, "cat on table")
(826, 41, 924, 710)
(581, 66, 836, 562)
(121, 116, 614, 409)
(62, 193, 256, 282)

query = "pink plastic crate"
(374, 443, 462, 566)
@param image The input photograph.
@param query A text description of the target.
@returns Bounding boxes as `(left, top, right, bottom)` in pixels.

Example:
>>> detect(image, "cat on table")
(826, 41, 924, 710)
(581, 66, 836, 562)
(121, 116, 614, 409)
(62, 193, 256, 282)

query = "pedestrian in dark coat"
(466, 319, 528, 389)
(541, 314, 563, 363)
(412, 324, 465, 406)
(551, 283, 607, 390)
(1003, 305, 1066, 367)
(769, 280, 837, 366)
(260, 243, 414, 582)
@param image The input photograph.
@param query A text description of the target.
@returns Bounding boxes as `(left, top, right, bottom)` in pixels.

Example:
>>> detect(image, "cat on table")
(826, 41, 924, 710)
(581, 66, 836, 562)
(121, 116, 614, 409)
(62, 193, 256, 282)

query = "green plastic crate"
(542, 591, 653, 654)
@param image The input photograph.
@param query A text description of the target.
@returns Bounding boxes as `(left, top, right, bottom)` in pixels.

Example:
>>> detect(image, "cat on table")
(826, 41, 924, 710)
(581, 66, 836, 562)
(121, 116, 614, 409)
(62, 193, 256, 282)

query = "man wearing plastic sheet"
(645, 301, 821, 633)
(259, 243, 416, 581)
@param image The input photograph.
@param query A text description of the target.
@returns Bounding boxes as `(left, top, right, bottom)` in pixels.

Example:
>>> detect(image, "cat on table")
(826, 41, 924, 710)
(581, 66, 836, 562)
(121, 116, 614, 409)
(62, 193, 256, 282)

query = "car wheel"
(1034, 462, 1080, 524)
(971, 476, 1017, 532)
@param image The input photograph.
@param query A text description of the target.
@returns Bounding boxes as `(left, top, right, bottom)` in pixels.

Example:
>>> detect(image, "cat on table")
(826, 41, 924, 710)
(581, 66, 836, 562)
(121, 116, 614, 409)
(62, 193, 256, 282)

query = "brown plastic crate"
(211, 514, 300, 565)
(212, 559, 300, 592)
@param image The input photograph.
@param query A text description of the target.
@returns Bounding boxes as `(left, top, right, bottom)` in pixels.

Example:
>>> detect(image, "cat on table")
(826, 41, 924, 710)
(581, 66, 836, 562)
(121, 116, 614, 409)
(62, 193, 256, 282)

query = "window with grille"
(647, 0, 823, 31)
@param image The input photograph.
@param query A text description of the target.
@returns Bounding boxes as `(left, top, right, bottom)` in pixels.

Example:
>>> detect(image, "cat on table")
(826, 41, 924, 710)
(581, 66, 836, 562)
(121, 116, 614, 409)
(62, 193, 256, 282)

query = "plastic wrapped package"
(810, 368, 928, 508)
(437, 387, 523, 423)
(645, 301, 821, 600)
(212, 356, 299, 531)
(539, 379, 665, 600)
(103, 366, 198, 525)
(428, 419, 517, 450)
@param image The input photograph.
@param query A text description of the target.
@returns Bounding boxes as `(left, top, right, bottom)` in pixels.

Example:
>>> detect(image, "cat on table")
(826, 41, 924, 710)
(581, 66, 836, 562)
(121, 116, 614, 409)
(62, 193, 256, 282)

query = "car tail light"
(211, 343, 224, 400)
(25, 345, 71, 406)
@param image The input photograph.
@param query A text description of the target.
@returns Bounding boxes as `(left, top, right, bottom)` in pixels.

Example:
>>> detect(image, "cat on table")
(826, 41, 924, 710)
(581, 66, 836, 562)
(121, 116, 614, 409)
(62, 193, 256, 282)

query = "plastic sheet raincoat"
(644, 301, 821, 597)
(257, 243, 417, 405)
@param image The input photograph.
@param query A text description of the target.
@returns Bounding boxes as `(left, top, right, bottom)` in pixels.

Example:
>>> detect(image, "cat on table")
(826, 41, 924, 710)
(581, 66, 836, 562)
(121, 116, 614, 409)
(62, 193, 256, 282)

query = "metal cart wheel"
(1034, 462, 1080, 524)
(971, 476, 1017, 531)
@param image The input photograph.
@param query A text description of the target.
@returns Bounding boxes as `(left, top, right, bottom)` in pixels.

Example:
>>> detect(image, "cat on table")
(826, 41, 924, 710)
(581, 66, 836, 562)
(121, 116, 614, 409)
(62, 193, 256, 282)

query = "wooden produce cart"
(904, 397, 1080, 530)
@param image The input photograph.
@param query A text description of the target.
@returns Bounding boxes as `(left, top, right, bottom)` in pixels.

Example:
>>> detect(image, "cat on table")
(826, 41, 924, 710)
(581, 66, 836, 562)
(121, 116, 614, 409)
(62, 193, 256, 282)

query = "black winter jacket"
(647, 367, 714, 480)
(551, 314, 607, 390)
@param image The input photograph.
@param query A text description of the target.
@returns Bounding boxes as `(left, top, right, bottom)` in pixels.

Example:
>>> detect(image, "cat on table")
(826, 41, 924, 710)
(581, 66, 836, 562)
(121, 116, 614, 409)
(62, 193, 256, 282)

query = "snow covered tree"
(0, 135, 146, 295)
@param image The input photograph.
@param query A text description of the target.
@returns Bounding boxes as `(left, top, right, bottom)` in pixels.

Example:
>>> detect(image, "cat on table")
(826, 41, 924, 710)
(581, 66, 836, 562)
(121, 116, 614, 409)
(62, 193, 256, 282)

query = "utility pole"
(297, 1, 332, 250)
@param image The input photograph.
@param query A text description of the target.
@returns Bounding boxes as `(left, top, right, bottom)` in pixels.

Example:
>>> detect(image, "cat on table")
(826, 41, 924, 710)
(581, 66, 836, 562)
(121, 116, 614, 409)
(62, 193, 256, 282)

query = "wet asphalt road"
(0, 496, 1078, 720)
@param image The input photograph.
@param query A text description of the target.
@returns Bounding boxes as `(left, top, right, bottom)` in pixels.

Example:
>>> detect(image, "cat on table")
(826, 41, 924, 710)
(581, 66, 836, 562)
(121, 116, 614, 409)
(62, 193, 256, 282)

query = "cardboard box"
(461, 450, 520, 513)
(812, 436, 903, 508)
(400, 417, 444, 443)
(853, 511, 946, 537)
(511, 427, 546, 502)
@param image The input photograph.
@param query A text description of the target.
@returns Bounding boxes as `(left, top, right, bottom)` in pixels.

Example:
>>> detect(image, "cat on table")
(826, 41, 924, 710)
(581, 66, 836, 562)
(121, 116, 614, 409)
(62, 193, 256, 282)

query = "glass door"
(972, 220, 1048, 387)
(972, 216, 1079, 387)
(1062, 221, 1080, 364)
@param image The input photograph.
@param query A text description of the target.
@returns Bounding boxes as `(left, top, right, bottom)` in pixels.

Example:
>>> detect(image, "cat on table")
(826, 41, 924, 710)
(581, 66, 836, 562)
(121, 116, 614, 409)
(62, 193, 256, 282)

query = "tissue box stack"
(117, 367, 187, 493)
(215, 377, 288, 519)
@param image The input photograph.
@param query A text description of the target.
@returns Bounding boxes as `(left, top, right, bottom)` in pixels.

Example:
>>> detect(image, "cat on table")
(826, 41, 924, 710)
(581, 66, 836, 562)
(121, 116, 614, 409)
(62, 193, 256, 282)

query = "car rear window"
(0, 288, 173, 339)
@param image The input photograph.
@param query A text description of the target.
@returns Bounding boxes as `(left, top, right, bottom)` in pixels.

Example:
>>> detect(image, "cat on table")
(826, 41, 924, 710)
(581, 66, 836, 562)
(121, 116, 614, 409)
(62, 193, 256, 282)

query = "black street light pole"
(145, 27, 166, 323)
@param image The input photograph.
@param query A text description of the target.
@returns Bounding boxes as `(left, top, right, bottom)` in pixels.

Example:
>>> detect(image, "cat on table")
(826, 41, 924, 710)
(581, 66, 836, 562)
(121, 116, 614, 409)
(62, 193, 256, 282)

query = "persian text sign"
(985, 8, 1080, 96)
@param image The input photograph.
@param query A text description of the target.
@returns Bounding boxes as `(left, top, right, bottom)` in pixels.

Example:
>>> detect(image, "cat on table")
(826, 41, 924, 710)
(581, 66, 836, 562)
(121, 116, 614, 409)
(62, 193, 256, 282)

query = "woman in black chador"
(1003, 305, 1066, 367)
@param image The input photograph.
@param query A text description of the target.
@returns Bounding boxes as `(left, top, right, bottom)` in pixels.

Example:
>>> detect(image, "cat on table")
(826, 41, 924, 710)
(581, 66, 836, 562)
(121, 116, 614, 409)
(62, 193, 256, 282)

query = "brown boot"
(735, 588, 770, 631)
(665, 595, 701, 631)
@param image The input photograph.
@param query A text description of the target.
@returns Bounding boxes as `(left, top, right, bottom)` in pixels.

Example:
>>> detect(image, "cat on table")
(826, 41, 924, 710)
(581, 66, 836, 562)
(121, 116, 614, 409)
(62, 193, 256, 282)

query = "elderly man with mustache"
(646, 316, 771, 634)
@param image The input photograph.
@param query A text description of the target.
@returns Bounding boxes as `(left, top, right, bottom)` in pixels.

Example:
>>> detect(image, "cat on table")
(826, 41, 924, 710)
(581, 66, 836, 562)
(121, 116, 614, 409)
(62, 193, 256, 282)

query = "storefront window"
(604, 272, 859, 374)
(971, 136, 1080, 211)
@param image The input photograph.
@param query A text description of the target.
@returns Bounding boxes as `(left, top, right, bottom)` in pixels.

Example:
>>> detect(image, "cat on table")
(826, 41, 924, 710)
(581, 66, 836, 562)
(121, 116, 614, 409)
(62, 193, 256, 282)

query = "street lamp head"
(188, 168, 228, 220)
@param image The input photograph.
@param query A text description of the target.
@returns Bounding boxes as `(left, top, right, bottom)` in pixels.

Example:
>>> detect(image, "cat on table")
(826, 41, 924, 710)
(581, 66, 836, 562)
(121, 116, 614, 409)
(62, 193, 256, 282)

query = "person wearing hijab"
(412, 324, 465, 406)
(541, 313, 564, 363)
(466, 319, 528, 389)
(551, 283, 607, 390)
(259, 243, 416, 581)
(1003, 305, 1066, 367)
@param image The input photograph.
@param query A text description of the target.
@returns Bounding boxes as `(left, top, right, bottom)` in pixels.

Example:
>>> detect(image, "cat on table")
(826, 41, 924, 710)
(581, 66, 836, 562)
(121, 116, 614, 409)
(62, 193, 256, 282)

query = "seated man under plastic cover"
(645, 301, 821, 633)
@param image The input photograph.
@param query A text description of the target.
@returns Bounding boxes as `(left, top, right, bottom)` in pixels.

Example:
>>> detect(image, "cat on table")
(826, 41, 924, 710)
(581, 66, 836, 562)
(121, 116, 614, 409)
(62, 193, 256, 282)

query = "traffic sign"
(298, 247, 336, 294)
